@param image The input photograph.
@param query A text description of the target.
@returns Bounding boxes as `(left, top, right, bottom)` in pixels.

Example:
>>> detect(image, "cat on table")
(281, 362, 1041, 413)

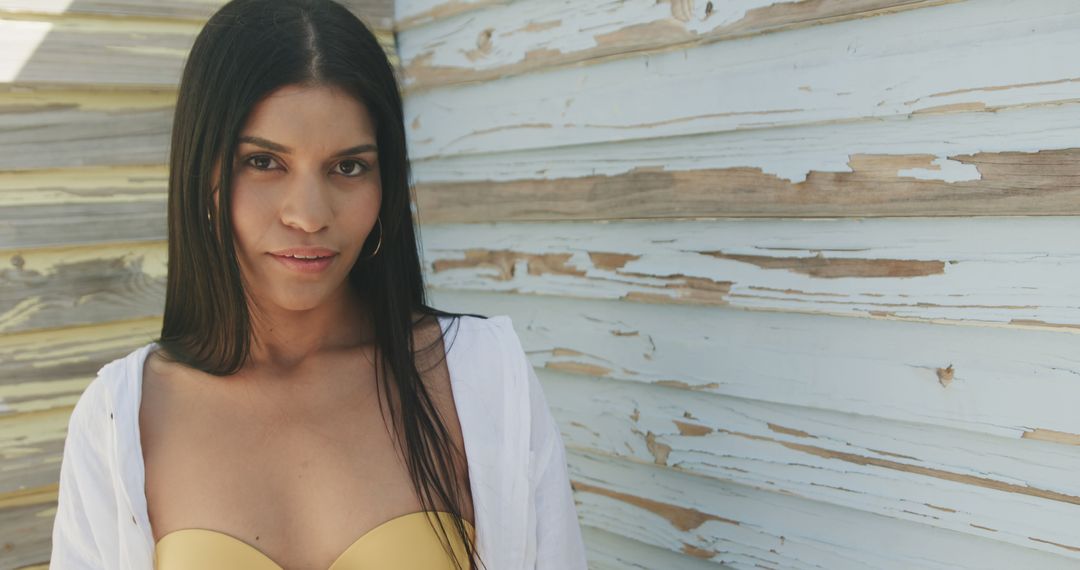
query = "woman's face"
(213, 84, 382, 312)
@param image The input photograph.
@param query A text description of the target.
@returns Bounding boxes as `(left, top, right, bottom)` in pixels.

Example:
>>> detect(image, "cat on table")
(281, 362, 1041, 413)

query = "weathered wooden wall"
(398, 0, 1080, 568)
(0, 1, 395, 567)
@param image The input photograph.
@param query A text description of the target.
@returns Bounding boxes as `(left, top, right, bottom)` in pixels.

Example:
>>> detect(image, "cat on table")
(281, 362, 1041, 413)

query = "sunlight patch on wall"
(0, 18, 54, 82)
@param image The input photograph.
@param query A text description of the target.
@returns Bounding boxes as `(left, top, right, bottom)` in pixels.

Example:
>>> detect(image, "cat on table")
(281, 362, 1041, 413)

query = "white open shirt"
(50, 314, 588, 569)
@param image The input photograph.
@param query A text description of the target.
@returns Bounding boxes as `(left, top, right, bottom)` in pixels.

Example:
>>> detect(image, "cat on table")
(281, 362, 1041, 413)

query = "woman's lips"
(269, 252, 336, 274)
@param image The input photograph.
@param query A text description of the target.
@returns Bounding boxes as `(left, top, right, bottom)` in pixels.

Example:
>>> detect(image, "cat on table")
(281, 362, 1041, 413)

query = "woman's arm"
(525, 360, 589, 569)
(50, 379, 113, 569)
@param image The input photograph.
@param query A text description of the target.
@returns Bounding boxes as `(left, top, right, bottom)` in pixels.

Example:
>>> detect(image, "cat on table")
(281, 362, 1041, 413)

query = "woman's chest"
(139, 359, 473, 568)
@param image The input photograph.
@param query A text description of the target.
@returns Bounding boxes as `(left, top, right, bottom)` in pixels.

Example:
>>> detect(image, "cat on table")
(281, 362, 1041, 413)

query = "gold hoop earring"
(361, 216, 382, 260)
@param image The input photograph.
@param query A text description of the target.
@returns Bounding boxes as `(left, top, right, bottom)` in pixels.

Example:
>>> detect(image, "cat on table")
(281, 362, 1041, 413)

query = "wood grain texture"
(0, 12, 397, 88)
(0, 315, 159, 392)
(0, 16, 203, 87)
(0, 241, 166, 334)
(0, 318, 161, 567)
(0, 91, 174, 171)
(397, 0, 955, 92)
(0, 499, 57, 570)
(0, 166, 167, 248)
(401, 0, 1080, 159)
(0, 0, 394, 32)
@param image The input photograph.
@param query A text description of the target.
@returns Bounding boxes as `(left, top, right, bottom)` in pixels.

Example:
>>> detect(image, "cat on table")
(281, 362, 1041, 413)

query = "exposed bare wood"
(0, 165, 167, 248)
(0, 98, 173, 171)
(414, 147, 1080, 221)
(0, 241, 166, 334)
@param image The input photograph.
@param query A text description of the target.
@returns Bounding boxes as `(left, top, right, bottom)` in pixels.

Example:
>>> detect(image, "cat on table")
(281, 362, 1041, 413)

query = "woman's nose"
(279, 172, 334, 232)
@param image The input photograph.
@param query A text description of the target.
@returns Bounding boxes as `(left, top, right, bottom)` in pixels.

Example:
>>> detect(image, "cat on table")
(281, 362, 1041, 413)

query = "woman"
(48, 0, 587, 568)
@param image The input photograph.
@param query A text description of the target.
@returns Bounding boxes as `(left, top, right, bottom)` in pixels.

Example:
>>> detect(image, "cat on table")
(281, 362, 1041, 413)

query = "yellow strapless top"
(154, 510, 475, 569)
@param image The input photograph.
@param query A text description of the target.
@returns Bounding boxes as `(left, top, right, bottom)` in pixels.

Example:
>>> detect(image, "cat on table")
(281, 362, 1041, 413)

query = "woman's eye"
(336, 159, 370, 177)
(245, 155, 279, 170)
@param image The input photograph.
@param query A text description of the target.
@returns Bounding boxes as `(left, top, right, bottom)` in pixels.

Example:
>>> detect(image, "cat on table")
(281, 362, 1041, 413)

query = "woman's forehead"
(242, 84, 376, 142)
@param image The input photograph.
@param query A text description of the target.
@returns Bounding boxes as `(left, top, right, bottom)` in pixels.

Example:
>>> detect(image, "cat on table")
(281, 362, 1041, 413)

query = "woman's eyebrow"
(238, 135, 377, 157)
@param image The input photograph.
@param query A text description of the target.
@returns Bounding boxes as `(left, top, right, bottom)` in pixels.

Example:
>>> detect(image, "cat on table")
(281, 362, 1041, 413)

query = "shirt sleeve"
(50, 377, 113, 569)
(522, 346, 589, 569)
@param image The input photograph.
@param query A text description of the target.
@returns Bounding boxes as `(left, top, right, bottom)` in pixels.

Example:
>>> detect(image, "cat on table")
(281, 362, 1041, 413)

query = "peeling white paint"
(398, 0, 800, 74)
(402, 0, 1080, 160)
(433, 290, 1080, 565)
(551, 365, 1080, 558)
(410, 101, 1080, 184)
(421, 217, 1080, 328)
(401, 0, 1080, 567)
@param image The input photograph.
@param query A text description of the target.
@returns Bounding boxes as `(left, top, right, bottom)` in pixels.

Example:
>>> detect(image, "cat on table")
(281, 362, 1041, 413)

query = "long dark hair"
(153, 0, 486, 567)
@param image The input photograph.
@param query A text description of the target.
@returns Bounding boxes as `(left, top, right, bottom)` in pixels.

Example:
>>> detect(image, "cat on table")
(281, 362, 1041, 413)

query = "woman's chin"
(261, 289, 336, 312)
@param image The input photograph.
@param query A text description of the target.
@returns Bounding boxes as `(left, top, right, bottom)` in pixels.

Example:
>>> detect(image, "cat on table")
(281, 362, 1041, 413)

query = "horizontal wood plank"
(401, 0, 1080, 159)
(580, 525, 727, 570)
(0, 0, 394, 30)
(0, 497, 55, 570)
(0, 242, 166, 334)
(0, 166, 167, 248)
(0, 316, 161, 386)
(0, 14, 396, 87)
(0, 318, 161, 566)
(0, 318, 162, 501)
(1, 200, 166, 249)
(412, 102, 1080, 220)
(420, 217, 1080, 328)
(0, 93, 173, 171)
(550, 371, 1080, 559)
(567, 448, 1080, 569)
(397, 0, 951, 92)
(428, 289, 1080, 447)
(394, 0, 502, 31)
